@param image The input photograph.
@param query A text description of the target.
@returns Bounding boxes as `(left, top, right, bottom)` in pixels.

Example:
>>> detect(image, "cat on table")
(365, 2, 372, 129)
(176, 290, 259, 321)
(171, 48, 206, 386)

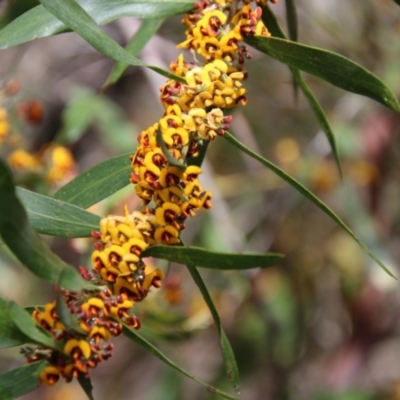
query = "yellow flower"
(64, 339, 91, 360)
(46, 145, 76, 183)
(8, 149, 41, 171)
(39, 366, 60, 386)
(154, 224, 180, 245)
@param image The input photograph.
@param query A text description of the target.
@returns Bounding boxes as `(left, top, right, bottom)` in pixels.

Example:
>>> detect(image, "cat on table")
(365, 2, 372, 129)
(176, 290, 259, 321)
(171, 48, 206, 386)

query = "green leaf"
(262, 5, 341, 177)
(186, 264, 240, 393)
(9, 302, 58, 349)
(0, 0, 194, 49)
(38, 0, 185, 83)
(156, 128, 186, 171)
(103, 18, 165, 90)
(0, 361, 49, 399)
(122, 326, 238, 400)
(223, 131, 396, 278)
(284, 0, 298, 42)
(16, 187, 100, 238)
(244, 35, 400, 113)
(78, 375, 94, 400)
(56, 271, 85, 333)
(0, 159, 88, 290)
(394, 0, 400, 6)
(0, 297, 31, 349)
(57, 88, 136, 153)
(53, 153, 131, 208)
(186, 142, 209, 167)
(143, 245, 283, 270)
(293, 68, 343, 178)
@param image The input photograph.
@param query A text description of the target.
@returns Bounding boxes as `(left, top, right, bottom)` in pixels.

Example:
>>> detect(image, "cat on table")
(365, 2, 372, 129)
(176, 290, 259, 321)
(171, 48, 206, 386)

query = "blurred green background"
(1, 0, 400, 399)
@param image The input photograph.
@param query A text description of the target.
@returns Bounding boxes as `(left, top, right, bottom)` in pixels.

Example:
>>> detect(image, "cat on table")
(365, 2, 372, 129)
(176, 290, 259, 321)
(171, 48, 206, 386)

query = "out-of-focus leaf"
(244, 35, 400, 113)
(294, 69, 343, 177)
(394, 0, 400, 6)
(0, 297, 31, 349)
(156, 129, 186, 171)
(9, 302, 59, 349)
(54, 153, 131, 208)
(0, 160, 89, 290)
(57, 88, 136, 153)
(38, 0, 184, 82)
(186, 264, 240, 392)
(284, 0, 298, 41)
(224, 131, 396, 278)
(78, 375, 94, 400)
(16, 187, 100, 238)
(103, 19, 165, 89)
(122, 326, 238, 400)
(0, 361, 49, 399)
(0, 0, 39, 30)
(0, 0, 194, 49)
(143, 245, 284, 270)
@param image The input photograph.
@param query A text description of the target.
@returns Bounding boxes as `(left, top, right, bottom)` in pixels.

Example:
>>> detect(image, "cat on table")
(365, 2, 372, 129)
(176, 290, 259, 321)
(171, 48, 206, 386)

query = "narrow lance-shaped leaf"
(56, 270, 86, 333)
(78, 375, 94, 400)
(186, 264, 240, 393)
(244, 35, 400, 113)
(262, 5, 342, 177)
(0, 159, 90, 290)
(38, 0, 185, 83)
(143, 245, 283, 270)
(284, 0, 298, 42)
(17, 187, 100, 238)
(0, 361, 49, 399)
(54, 153, 131, 208)
(223, 131, 396, 278)
(0, 0, 195, 49)
(283, 0, 299, 99)
(0, 297, 31, 349)
(122, 326, 238, 400)
(103, 18, 165, 90)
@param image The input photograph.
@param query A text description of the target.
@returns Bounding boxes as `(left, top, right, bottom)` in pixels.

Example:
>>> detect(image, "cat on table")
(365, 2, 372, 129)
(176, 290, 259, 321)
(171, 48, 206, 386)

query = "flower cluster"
(22, 0, 277, 387)
(23, 208, 164, 385)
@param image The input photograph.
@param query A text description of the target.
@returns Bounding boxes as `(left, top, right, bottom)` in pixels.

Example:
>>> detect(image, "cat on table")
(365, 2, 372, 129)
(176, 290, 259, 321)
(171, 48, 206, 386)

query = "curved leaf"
(284, 0, 298, 42)
(0, 361, 49, 399)
(0, 0, 194, 49)
(0, 159, 88, 290)
(245, 35, 400, 113)
(143, 245, 284, 269)
(38, 0, 185, 83)
(186, 264, 240, 393)
(122, 326, 238, 400)
(223, 131, 396, 278)
(262, 5, 342, 178)
(103, 18, 165, 90)
(53, 153, 131, 208)
(0, 297, 31, 349)
(17, 187, 100, 238)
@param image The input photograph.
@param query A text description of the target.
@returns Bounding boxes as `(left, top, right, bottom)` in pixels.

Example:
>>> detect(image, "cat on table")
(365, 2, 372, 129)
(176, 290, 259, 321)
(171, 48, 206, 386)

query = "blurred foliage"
(0, 0, 400, 399)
